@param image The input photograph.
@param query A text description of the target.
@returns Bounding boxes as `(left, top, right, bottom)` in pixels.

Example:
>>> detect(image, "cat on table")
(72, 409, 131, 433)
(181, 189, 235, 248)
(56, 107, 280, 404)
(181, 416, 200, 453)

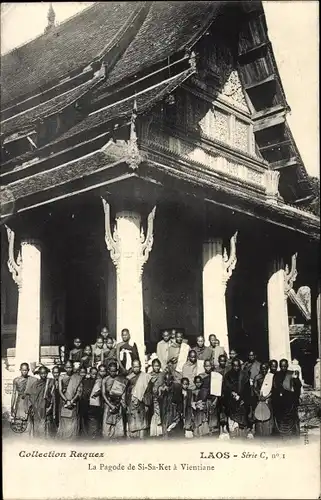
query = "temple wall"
(143, 202, 203, 348)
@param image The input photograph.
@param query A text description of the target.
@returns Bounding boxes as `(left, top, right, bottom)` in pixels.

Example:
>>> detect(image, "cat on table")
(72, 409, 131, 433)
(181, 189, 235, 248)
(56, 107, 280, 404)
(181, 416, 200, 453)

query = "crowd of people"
(10, 327, 303, 441)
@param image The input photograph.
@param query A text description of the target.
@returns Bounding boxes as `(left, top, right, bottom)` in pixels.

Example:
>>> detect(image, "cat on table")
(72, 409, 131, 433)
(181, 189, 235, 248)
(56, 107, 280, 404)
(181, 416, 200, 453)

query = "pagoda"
(1, 2, 319, 381)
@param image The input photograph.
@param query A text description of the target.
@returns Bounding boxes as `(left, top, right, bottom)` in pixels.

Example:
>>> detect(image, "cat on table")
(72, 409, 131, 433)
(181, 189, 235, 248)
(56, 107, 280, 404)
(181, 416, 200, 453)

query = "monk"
(116, 329, 140, 376)
(194, 336, 213, 363)
(214, 354, 230, 377)
(11, 363, 37, 436)
(69, 338, 83, 363)
(222, 359, 251, 438)
(149, 359, 164, 437)
(211, 339, 226, 369)
(182, 349, 198, 390)
(92, 337, 105, 368)
(156, 330, 171, 370)
(272, 358, 301, 438)
(252, 362, 274, 437)
(125, 360, 151, 438)
(192, 375, 212, 437)
(57, 360, 83, 440)
(242, 351, 261, 384)
(102, 361, 127, 439)
(181, 377, 193, 437)
(158, 373, 184, 438)
(79, 366, 102, 439)
(48, 365, 61, 436)
(168, 331, 190, 383)
(29, 365, 53, 439)
(80, 345, 93, 371)
(103, 336, 117, 369)
(198, 362, 221, 436)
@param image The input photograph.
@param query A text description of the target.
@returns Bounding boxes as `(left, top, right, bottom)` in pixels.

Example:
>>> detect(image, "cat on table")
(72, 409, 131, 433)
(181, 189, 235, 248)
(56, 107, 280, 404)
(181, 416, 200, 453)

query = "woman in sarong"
(102, 361, 127, 439)
(103, 336, 117, 369)
(29, 365, 53, 439)
(272, 358, 301, 438)
(57, 360, 83, 440)
(116, 329, 140, 376)
(158, 372, 184, 438)
(222, 359, 251, 439)
(191, 376, 210, 437)
(252, 362, 274, 437)
(92, 337, 105, 368)
(198, 360, 221, 435)
(11, 363, 36, 436)
(149, 359, 164, 437)
(79, 366, 102, 439)
(125, 359, 151, 438)
(80, 345, 93, 372)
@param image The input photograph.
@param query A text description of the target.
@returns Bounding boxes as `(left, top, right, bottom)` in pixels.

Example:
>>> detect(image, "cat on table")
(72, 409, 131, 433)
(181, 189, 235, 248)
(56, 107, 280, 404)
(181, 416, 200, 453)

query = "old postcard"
(1, 2, 320, 499)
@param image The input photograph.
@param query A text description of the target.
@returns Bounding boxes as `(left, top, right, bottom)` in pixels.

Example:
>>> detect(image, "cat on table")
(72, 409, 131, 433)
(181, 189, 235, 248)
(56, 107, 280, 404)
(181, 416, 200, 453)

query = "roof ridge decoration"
(127, 97, 142, 170)
(45, 2, 56, 34)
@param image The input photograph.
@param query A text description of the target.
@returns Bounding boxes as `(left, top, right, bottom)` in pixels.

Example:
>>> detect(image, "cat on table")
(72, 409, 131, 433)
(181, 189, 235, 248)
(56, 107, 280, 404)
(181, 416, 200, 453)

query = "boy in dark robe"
(222, 359, 251, 438)
(69, 338, 83, 363)
(272, 358, 301, 438)
(79, 366, 102, 439)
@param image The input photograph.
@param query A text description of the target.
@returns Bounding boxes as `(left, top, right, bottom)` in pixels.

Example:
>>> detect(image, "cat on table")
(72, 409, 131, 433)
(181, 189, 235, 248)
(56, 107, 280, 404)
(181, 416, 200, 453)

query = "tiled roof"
(1, 75, 103, 138)
(104, 1, 222, 88)
(59, 69, 194, 141)
(1, 2, 142, 108)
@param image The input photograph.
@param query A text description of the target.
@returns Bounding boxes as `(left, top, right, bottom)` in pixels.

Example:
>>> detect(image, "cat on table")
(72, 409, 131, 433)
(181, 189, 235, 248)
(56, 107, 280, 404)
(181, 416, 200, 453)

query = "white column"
(5, 227, 41, 372)
(202, 233, 237, 353)
(267, 254, 297, 362)
(102, 200, 156, 368)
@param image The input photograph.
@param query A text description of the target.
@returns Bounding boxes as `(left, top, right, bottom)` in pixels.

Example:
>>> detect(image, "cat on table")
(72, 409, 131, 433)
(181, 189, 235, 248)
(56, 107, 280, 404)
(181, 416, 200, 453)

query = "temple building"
(1, 2, 320, 386)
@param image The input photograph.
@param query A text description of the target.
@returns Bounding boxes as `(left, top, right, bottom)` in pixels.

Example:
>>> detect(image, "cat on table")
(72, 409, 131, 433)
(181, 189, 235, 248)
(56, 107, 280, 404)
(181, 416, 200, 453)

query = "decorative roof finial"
(45, 2, 56, 33)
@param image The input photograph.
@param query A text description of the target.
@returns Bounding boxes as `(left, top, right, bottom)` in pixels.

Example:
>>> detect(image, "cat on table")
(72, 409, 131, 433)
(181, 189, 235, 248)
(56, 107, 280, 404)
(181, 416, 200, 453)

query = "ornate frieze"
(234, 118, 249, 152)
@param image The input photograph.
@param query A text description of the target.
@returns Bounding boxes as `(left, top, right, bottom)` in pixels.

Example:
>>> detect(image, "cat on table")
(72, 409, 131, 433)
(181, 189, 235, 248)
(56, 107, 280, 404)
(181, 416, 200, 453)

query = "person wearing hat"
(252, 362, 274, 437)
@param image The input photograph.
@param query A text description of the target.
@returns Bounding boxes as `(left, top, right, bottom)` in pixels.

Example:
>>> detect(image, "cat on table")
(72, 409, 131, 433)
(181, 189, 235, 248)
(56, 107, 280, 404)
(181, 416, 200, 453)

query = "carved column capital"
(101, 197, 121, 269)
(5, 225, 22, 290)
(284, 252, 298, 296)
(102, 199, 156, 280)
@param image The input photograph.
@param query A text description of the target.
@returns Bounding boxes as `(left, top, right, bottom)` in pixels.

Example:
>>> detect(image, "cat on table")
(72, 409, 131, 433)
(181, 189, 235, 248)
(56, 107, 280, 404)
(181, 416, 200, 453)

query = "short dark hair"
(181, 377, 189, 385)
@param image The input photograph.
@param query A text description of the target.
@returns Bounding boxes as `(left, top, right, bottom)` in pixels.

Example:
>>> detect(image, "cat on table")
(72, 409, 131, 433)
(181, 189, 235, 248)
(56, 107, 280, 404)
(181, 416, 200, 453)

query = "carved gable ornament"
(221, 70, 248, 109)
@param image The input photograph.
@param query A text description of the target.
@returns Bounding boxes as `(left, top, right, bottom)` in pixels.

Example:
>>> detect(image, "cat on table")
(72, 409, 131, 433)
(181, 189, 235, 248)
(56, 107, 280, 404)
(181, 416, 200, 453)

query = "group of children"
(10, 328, 302, 440)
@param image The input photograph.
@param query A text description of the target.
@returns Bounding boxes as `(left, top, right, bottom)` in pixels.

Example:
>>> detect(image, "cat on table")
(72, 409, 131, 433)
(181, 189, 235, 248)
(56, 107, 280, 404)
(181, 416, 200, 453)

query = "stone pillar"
(6, 227, 41, 372)
(102, 199, 156, 367)
(267, 253, 297, 362)
(202, 232, 237, 353)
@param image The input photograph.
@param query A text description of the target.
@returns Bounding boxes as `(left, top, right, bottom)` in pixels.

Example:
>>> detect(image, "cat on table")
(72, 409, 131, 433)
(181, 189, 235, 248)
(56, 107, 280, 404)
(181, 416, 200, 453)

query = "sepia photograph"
(1, 2, 320, 499)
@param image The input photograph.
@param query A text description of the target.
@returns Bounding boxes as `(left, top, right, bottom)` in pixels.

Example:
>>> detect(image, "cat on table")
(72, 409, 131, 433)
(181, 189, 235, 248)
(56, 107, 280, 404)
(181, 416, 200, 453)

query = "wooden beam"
(271, 157, 299, 170)
(253, 112, 286, 132)
(252, 104, 286, 120)
(238, 41, 269, 59)
(244, 74, 276, 91)
(259, 139, 291, 152)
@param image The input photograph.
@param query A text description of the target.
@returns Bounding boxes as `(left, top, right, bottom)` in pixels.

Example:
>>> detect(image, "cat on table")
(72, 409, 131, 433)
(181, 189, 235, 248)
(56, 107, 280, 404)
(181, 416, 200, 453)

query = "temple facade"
(1, 2, 320, 389)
